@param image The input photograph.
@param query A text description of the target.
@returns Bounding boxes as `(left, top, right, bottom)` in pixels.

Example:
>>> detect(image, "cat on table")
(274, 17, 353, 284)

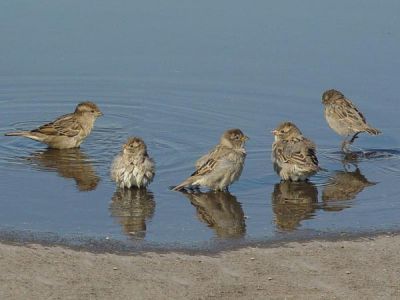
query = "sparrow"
(272, 122, 319, 181)
(272, 181, 318, 231)
(109, 188, 155, 238)
(172, 129, 248, 192)
(322, 89, 381, 152)
(5, 101, 102, 149)
(181, 191, 246, 238)
(111, 137, 155, 189)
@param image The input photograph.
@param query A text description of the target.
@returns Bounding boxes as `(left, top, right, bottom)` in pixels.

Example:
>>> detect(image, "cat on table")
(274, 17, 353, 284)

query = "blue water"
(0, 1, 399, 249)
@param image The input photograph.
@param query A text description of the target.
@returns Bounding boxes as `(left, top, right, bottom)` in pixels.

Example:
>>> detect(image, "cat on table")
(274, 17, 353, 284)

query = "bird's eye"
(91, 110, 95, 113)
(280, 130, 285, 133)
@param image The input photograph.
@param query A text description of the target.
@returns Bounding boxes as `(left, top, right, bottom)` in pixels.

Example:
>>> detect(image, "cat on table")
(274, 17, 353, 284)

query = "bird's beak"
(242, 135, 249, 141)
(271, 130, 278, 136)
(97, 111, 103, 117)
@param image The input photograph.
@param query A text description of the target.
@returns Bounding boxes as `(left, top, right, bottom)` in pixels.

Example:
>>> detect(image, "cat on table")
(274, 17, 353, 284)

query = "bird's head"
(322, 89, 344, 105)
(123, 137, 147, 155)
(75, 101, 103, 118)
(220, 128, 249, 149)
(272, 122, 302, 141)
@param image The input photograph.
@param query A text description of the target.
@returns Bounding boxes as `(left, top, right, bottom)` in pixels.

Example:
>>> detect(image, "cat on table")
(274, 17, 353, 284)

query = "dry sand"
(0, 235, 399, 299)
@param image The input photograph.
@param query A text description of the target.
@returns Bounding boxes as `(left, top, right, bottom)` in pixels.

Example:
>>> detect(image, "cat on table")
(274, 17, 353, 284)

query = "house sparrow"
(111, 137, 155, 189)
(272, 122, 319, 181)
(181, 191, 246, 238)
(271, 181, 318, 231)
(172, 129, 248, 191)
(322, 89, 381, 152)
(109, 188, 155, 238)
(26, 148, 100, 191)
(5, 101, 102, 149)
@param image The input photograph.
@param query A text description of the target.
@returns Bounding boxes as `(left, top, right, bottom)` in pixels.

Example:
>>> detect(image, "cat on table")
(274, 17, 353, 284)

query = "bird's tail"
(5, 131, 43, 142)
(5, 131, 31, 137)
(171, 177, 195, 191)
(365, 126, 381, 135)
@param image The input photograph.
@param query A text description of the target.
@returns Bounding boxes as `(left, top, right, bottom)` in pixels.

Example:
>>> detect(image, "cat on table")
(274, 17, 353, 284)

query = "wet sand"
(0, 234, 399, 299)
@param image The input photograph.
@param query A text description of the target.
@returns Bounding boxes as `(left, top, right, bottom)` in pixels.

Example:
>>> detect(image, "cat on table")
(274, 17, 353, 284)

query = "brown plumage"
(172, 129, 248, 191)
(272, 122, 319, 181)
(111, 137, 155, 189)
(5, 102, 102, 149)
(322, 89, 381, 152)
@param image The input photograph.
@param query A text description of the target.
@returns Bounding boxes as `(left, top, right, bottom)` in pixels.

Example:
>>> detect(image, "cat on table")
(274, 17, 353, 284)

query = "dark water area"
(0, 1, 399, 251)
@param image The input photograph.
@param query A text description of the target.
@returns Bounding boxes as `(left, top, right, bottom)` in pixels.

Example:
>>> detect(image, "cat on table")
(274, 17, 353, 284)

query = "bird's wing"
(32, 114, 82, 137)
(277, 139, 319, 169)
(333, 97, 367, 125)
(191, 146, 227, 177)
(195, 145, 219, 169)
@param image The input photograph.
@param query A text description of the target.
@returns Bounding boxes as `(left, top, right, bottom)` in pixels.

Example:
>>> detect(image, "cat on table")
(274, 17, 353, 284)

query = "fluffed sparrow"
(109, 188, 155, 238)
(172, 129, 248, 192)
(272, 181, 317, 231)
(322, 89, 381, 152)
(27, 148, 100, 191)
(181, 191, 245, 238)
(272, 122, 319, 181)
(111, 137, 155, 189)
(5, 101, 102, 149)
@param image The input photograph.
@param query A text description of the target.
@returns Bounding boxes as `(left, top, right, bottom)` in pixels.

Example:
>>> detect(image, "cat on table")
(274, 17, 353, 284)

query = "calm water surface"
(0, 1, 399, 250)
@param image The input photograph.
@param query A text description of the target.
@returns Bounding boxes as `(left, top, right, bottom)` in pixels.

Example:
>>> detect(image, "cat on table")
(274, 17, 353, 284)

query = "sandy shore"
(0, 235, 399, 300)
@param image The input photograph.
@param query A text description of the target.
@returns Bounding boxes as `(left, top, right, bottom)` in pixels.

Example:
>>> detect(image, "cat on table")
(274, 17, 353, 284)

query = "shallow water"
(0, 1, 399, 250)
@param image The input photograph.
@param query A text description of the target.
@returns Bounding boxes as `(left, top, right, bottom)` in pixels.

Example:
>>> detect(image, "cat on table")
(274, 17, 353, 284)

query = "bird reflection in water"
(322, 166, 377, 212)
(271, 181, 318, 231)
(109, 188, 155, 239)
(181, 191, 246, 238)
(25, 148, 100, 191)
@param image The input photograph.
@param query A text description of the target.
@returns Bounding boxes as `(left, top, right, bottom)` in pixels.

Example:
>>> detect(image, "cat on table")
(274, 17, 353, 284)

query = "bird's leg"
(349, 132, 360, 145)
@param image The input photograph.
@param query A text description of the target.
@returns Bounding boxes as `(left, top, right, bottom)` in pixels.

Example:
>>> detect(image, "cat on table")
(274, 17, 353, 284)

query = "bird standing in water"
(5, 101, 103, 149)
(173, 129, 248, 192)
(111, 137, 155, 189)
(272, 122, 319, 181)
(322, 89, 381, 152)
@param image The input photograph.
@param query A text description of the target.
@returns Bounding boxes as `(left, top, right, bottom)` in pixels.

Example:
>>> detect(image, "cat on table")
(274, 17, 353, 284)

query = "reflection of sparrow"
(272, 181, 318, 231)
(111, 137, 155, 189)
(322, 168, 376, 203)
(322, 89, 381, 152)
(182, 191, 246, 238)
(109, 188, 155, 238)
(272, 122, 319, 181)
(173, 129, 248, 191)
(26, 148, 100, 191)
(5, 102, 102, 149)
